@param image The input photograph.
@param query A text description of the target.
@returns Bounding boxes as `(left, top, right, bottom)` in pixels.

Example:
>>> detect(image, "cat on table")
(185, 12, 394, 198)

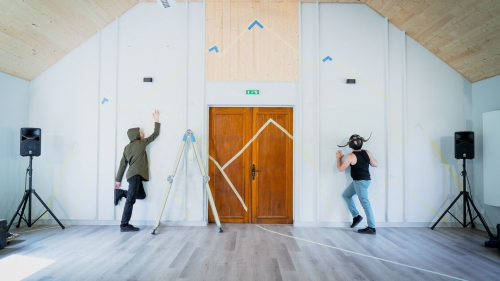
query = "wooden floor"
(1, 224, 499, 280)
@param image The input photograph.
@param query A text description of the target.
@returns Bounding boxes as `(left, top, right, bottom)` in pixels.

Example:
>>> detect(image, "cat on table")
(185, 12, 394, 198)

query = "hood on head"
(127, 128, 141, 141)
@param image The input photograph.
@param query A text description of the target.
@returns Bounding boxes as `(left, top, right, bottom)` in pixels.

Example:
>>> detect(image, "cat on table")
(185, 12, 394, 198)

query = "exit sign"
(246, 90, 260, 95)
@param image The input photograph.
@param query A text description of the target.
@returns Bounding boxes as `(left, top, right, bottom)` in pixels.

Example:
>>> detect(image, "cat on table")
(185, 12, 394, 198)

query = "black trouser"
(120, 175, 146, 226)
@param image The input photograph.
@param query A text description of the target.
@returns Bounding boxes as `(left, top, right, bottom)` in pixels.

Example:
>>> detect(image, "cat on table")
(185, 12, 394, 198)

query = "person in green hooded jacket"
(115, 110, 160, 232)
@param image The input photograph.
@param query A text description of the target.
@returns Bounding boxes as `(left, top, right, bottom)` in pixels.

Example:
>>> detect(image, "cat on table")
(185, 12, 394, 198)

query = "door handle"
(252, 164, 259, 180)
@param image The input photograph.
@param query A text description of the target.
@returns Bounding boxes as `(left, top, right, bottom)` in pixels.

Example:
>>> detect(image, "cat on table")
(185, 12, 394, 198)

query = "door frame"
(205, 105, 297, 224)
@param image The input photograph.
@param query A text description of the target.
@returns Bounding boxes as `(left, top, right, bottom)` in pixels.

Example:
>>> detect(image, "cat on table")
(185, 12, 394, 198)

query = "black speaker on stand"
(20, 127, 41, 157)
(7, 128, 64, 232)
(454, 131, 474, 159)
(431, 132, 496, 246)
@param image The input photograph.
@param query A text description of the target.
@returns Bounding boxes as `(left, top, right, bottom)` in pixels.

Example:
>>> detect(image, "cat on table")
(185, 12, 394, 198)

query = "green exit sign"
(246, 90, 260, 95)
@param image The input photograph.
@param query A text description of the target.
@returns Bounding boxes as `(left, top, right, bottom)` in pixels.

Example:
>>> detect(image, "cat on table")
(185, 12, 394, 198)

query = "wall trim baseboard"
(37, 219, 208, 227)
(293, 221, 464, 228)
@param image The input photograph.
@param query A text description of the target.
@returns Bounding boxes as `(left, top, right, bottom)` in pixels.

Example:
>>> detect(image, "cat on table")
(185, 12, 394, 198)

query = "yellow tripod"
(151, 129, 222, 234)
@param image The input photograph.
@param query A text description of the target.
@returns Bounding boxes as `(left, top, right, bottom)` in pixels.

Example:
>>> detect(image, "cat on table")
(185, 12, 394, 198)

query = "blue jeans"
(342, 180, 375, 228)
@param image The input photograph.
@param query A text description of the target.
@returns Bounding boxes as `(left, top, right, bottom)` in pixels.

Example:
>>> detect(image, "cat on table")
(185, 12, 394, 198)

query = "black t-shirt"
(350, 150, 371, 181)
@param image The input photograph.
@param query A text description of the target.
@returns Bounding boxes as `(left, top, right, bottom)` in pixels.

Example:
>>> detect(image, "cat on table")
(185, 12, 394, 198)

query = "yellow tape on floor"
(257, 225, 466, 281)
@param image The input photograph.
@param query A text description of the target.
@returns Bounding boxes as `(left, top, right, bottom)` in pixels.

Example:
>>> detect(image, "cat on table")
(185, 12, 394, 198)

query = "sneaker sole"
(120, 229, 140, 232)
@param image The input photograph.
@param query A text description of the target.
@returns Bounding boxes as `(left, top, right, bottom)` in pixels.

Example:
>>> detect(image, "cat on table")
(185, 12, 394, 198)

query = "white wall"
(0, 72, 30, 221)
(296, 3, 471, 227)
(29, 2, 206, 226)
(29, 33, 99, 222)
(406, 37, 472, 224)
(25, 2, 473, 228)
(318, 4, 386, 224)
(472, 74, 500, 234)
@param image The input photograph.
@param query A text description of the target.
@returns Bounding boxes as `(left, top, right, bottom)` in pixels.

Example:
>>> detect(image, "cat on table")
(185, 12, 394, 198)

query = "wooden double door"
(208, 107, 293, 224)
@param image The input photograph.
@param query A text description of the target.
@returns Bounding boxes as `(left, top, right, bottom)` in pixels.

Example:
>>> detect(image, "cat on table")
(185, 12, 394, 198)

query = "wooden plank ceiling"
(365, 0, 500, 83)
(0, 0, 147, 81)
(0, 0, 499, 82)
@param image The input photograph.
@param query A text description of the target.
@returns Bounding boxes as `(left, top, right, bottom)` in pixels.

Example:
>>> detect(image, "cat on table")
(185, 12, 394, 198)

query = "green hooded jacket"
(115, 122, 160, 182)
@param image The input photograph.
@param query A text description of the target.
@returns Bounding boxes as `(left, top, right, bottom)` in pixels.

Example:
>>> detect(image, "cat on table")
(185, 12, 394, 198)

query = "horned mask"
(337, 133, 372, 150)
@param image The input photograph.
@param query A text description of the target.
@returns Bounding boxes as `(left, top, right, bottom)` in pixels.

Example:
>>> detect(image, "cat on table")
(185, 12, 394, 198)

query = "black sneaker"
(357, 226, 376, 234)
(120, 224, 140, 232)
(114, 189, 127, 206)
(350, 215, 363, 228)
(114, 189, 120, 206)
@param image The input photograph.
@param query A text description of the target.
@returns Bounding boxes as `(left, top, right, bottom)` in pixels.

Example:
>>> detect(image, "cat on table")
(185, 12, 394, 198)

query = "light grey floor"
(1, 224, 499, 280)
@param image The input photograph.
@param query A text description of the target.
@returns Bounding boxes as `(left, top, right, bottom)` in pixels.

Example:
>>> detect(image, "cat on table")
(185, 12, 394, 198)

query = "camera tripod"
(431, 158, 493, 240)
(151, 130, 223, 235)
(7, 156, 65, 231)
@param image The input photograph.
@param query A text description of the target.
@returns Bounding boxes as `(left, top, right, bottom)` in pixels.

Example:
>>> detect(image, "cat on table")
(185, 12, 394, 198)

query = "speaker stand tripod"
(7, 156, 65, 231)
(431, 158, 495, 242)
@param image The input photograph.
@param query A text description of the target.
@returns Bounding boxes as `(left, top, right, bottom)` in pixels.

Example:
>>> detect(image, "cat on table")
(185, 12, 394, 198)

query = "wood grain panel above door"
(205, 2, 299, 82)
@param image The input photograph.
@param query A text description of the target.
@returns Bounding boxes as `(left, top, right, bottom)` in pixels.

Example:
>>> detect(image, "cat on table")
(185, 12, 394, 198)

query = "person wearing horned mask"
(336, 133, 378, 234)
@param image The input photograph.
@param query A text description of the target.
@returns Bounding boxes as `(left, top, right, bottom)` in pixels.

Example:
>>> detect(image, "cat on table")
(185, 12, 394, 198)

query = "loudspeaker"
(455, 131, 474, 159)
(20, 128, 41, 157)
(0, 219, 6, 249)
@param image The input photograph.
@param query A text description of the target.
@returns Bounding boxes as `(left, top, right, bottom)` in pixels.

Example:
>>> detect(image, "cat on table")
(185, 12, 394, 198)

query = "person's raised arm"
(366, 150, 378, 167)
(337, 150, 354, 172)
(144, 109, 161, 145)
(115, 154, 128, 188)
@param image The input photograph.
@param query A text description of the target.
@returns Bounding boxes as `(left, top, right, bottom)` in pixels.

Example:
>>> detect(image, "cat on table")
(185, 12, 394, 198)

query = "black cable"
(24, 164, 29, 191)
(460, 170, 470, 196)
(466, 174, 472, 199)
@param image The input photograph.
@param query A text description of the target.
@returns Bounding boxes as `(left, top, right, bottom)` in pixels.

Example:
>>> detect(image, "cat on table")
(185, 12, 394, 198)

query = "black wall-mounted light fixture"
(144, 78, 153, 82)
(346, 79, 356, 84)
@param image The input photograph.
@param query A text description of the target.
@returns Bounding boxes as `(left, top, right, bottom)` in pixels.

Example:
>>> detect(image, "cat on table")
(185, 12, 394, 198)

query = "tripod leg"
(431, 192, 463, 229)
(191, 134, 223, 232)
(16, 191, 29, 228)
(205, 182, 222, 232)
(466, 195, 495, 239)
(7, 192, 29, 232)
(152, 135, 187, 235)
(152, 181, 174, 235)
(465, 195, 475, 228)
(33, 191, 65, 229)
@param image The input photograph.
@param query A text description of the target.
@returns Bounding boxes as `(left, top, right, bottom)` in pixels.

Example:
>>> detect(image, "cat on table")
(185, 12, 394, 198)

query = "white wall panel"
(318, 4, 386, 224)
(387, 24, 404, 222)
(30, 35, 99, 221)
(186, 2, 207, 222)
(472, 75, 500, 233)
(299, 3, 319, 223)
(0, 73, 30, 220)
(483, 111, 500, 207)
(406, 37, 470, 223)
(97, 20, 118, 221)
